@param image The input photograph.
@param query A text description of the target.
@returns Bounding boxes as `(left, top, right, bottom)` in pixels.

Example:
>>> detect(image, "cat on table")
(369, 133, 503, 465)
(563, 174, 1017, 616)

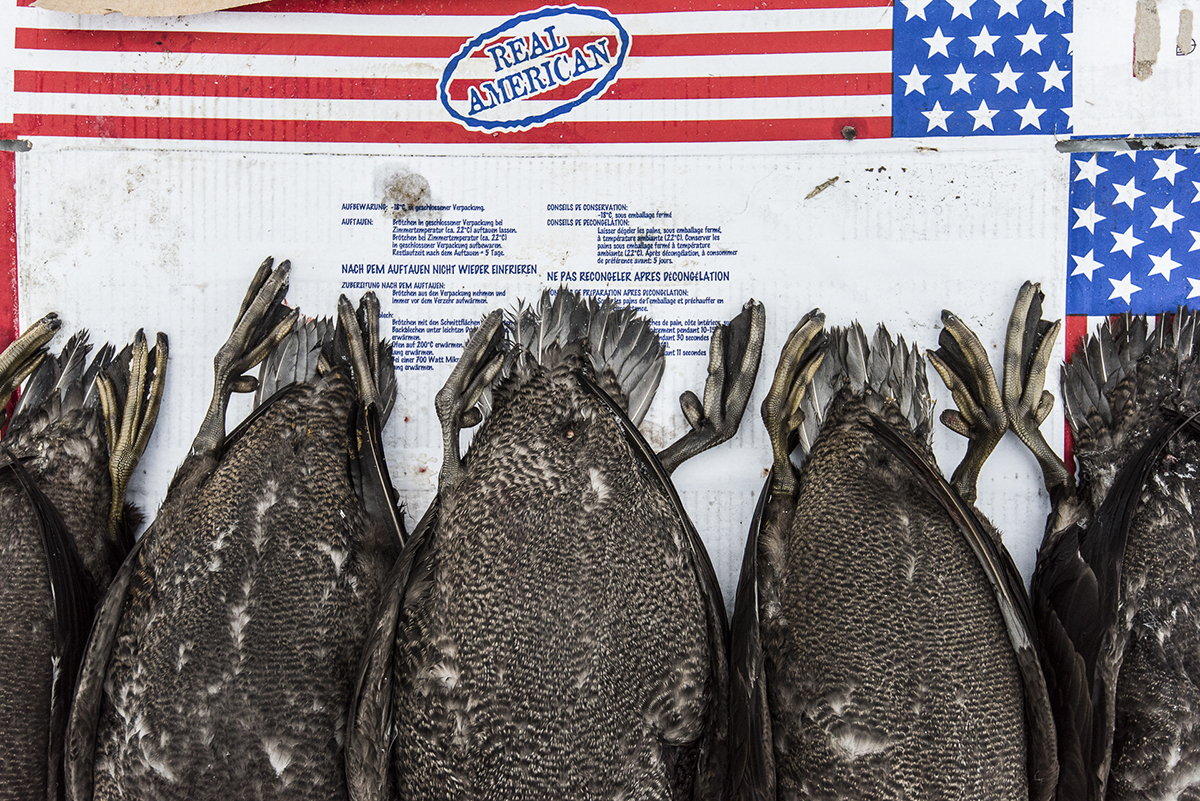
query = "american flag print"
(891, 0, 1072, 136)
(6, 0, 904, 144)
(1066, 148, 1200, 315)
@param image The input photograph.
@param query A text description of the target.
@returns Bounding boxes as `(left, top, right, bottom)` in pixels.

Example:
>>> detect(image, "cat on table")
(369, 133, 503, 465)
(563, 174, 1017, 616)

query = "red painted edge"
(16, 0, 897, 12)
(1062, 314, 1087, 479)
(0, 150, 17, 351)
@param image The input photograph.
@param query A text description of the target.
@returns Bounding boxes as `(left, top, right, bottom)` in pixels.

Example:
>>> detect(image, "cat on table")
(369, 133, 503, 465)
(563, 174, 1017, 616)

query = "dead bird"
(1005, 285, 1200, 800)
(729, 312, 1056, 801)
(348, 289, 765, 801)
(65, 260, 404, 800)
(0, 317, 167, 801)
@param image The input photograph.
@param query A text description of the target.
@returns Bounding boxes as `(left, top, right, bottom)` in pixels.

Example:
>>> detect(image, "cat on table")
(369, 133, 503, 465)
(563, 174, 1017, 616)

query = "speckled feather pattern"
(1072, 348, 1200, 800)
(91, 369, 395, 799)
(0, 405, 110, 801)
(391, 359, 713, 800)
(759, 393, 1027, 800)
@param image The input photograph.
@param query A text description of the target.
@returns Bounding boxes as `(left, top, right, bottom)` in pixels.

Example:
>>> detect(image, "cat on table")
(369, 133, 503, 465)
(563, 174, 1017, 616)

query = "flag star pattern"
(1067, 149, 1200, 314)
(893, 0, 1072, 136)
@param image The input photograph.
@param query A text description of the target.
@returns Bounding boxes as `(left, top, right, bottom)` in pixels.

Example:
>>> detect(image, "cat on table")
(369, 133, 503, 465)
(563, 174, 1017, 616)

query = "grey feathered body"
(92, 368, 396, 798)
(392, 358, 714, 800)
(760, 391, 1027, 799)
(1066, 342, 1200, 800)
(1, 404, 111, 801)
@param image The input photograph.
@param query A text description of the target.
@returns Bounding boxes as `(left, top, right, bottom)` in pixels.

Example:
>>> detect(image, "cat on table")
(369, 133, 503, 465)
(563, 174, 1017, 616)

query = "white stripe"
(17, 5, 895, 37)
(13, 91, 890, 122)
(15, 49, 892, 81)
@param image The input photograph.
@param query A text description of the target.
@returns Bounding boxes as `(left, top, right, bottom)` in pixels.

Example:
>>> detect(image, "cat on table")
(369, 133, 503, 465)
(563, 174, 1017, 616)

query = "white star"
(900, 65, 931, 95)
(995, 0, 1022, 17)
(1115, 144, 1139, 160)
(1061, 105, 1074, 128)
(1071, 249, 1104, 280)
(1043, 0, 1067, 15)
(1074, 154, 1107, 185)
(1153, 152, 1187, 184)
(1193, 180, 1200, 202)
(1039, 61, 1070, 91)
(1108, 272, 1141, 305)
(902, 0, 935, 19)
(1110, 225, 1144, 257)
(992, 62, 1023, 92)
(1191, 230, 1200, 252)
(1016, 24, 1047, 55)
(1112, 177, 1145, 208)
(969, 26, 1001, 56)
(1151, 200, 1185, 233)
(967, 99, 999, 130)
(1189, 277, 1200, 299)
(1062, 31, 1074, 54)
(1072, 202, 1105, 232)
(945, 0, 976, 19)
(922, 101, 953, 132)
(1148, 249, 1182, 280)
(1015, 99, 1046, 129)
(946, 63, 977, 94)
(924, 27, 954, 58)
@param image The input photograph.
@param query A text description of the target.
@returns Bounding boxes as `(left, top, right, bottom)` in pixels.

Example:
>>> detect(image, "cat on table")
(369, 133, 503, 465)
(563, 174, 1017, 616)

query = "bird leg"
(760, 310, 826, 498)
(0, 313, 61, 424)
(190, 257, 298, 459)
(927, 309, 1008, 504)
(96, 329, 168, 538)
(657, 300, 767, 475)
(435, 309, 505, 493)
(1002, 281, 1071, 495)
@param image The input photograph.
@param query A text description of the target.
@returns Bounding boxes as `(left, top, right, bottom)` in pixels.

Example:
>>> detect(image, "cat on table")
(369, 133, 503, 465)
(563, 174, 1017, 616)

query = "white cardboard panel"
(17, 135, 1068, 611)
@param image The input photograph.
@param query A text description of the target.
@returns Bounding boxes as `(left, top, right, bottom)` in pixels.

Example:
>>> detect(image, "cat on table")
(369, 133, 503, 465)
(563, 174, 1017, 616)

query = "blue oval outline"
(439, 5, 630, 132)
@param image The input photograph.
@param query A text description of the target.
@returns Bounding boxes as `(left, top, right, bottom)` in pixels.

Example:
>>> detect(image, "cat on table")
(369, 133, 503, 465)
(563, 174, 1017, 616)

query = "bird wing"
(352, 401, 406, 554)
(577, 369, 730, 797)
(727, 474, 775, 801)
(861, 414, 1059, 801)
(346, 498, 440, 801)
(0, 453, 94, 801)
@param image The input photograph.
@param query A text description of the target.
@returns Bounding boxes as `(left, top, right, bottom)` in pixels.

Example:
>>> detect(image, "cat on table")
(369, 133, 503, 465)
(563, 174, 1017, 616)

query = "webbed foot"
(759, 310, 826, 498)
(928, 309, 1008, 503)
(1003, 281, 1070, 494)
(97, 329, 167, 537)
(0, 313, 61, 423)
(191, 257, 298, 458)
(435, 310, 505, 492)
(657, 300, 767, 475)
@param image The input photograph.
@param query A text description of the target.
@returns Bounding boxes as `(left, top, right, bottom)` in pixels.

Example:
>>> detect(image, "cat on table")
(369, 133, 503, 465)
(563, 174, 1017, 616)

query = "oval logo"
(439, 5, 631, 133)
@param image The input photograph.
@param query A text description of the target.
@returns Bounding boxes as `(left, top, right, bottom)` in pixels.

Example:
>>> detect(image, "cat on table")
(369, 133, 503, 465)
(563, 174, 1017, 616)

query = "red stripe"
(14, 113, 891, 142)
(16, 27, 889, 58)
(164, 0, 894, 12)
(1062, 314, 1088, 477)
(0, 151, 17, 355)
(17, 70, 891, 101)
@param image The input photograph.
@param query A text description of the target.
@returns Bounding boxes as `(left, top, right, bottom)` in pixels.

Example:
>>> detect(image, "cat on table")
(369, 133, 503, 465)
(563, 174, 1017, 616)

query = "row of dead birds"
(0, 258, 1196, 800)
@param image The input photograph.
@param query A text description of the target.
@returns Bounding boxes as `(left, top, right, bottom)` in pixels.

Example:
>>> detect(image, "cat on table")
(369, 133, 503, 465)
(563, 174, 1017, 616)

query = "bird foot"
(657, 299, 767, 475)
(759, 309, 826, 498)
(0, 313, 62, 421)
(1002, 281, 1070, 495)
(97, 329, 168, 537)
(435, 310, 505, 492)
(927, 308, 1009, 504)
(191, 257, 298, 457)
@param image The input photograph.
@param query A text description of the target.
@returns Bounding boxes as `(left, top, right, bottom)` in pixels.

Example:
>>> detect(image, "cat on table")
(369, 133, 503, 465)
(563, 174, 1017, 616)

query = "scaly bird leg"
(928, 309, 1008, 504)
(1002, 281, 1071, 495)
(0, 313, 62, 425)
(190, 257, 298, 459)
(435, 310, 505, 493)
(97, 330, 168, 537)
(760, 310, 826, 498)
(657, 299, 767, 475)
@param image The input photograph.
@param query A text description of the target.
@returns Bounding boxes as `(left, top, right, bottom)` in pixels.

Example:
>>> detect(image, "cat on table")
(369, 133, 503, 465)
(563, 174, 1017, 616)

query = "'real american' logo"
(439, 5, 631, 132)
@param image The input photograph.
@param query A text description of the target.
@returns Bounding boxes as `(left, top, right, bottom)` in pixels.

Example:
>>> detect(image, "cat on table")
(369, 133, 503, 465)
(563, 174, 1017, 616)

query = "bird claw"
(760, 309, 826, 497)
(1002, 281, 1070, 493)
(657, 300, 767, 475)
(436, 310, 505, 491)
(0, 313, 62, 422)
(928, 309, 1008, 504)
